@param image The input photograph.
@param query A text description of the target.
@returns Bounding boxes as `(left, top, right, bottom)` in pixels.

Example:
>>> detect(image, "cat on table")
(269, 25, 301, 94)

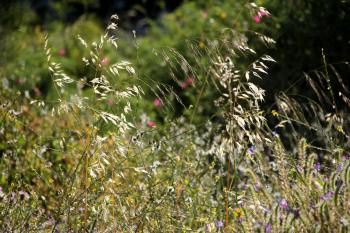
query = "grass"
(0, 6, 350, 233)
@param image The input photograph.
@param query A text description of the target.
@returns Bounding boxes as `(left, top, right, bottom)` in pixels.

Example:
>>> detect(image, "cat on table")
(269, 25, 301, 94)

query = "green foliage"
(0, 1, 350, 232)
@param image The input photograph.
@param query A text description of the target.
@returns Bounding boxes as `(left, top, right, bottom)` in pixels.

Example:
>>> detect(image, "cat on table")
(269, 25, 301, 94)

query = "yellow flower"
(233, 207, 244, 219)
(199, 41, 205, 49)
(271, 109, 279, 117)
(336, 125, 345, 134)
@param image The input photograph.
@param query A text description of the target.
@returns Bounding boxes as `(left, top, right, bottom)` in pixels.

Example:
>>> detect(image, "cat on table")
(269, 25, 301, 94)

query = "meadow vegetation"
(0, 1, 350, 232)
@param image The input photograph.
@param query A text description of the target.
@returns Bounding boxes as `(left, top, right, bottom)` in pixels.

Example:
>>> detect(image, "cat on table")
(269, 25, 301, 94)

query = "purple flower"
(336, 179, 343, 188)
(242, 183, 249, 190)
(265, 223, 271, 232)
(292, 209, 300, 219)
(321, 191, 333, 201)
(215, 220, 224, 228)
(314, 162, 321, 172)
(247, 145, 255, 155)
(325, 192, 333, 198)
(279, 199, 288, 210)
(205, 223, 209, 232)
(338, 164, 344, 173)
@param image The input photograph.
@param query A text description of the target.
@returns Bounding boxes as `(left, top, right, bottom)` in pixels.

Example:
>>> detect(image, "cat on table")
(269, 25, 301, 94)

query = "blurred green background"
(1, 0, 349, 116)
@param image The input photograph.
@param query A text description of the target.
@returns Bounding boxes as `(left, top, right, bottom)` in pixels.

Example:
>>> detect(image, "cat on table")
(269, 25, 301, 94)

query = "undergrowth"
(0, 3, 350, 233)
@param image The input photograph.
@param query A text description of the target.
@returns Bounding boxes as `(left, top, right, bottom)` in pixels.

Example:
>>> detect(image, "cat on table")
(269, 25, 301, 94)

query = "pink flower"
(147, 121, 156, 127)
(58, 48, 65, 57)
(258, 9, 269, 17)
(101, 57, 109, 66)
(180, 82, 188, 89)
(253, 15, 261, 23)
(186, 76, 195, 86)
(107, 99, 113, 106)
(253, 9, 269, 23)
(180, 76, 195, 89)
(153, 98, 163, 107)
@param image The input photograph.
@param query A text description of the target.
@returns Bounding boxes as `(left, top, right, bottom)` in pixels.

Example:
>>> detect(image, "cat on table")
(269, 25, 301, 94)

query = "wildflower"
(337, 164, 344, 173)
(253, 9, 269, 24)
(242, 183, 249, 190)
(233, 208, 244, 219)
(314, 162, 321, 172)
(271, 109, 279, 117)
(336, 125, 345, 134)
(199, 41, 205, 49)
(279, 199, 288, 210)
(101, 57, 109, 66)
(147, 121, 156, 127)
(266, 223, 271, 232)
(58, 48, 65, 57)
(186, 76, 195, 86)
(107, 99, 113, 106)
(247, 145, 255, 155)
(336, 179, 343, 189)
(320, 191, 333, 201)
(215, 220, 224, 228)
(153, 98, 163, 107)
(258, 9, 269, 17)
(205, 224, 209, 232)
(253, 15, 261, 23)
(205, 223, 215, 232)
(180, 82, 188, 89)
(292, 209, 300, 219)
